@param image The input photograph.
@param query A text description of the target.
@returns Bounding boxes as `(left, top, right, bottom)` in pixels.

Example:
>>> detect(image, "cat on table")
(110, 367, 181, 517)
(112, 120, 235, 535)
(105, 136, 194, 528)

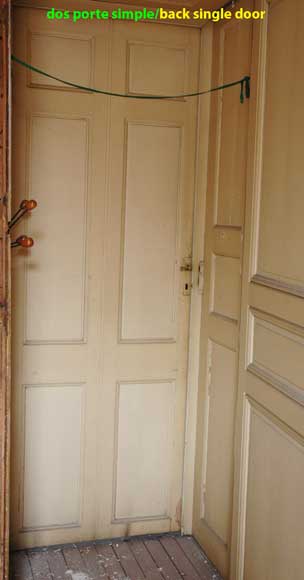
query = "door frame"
(0, 0, 11, 578)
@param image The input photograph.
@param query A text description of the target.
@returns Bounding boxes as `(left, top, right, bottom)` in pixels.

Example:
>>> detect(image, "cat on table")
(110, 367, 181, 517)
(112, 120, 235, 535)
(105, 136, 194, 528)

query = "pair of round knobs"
(12, 199, 38, 248)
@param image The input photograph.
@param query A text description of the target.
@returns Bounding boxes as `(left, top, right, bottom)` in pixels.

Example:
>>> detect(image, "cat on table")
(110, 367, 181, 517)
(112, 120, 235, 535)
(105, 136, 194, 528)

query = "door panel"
(23, 384, 83, 530)
(192, 4, 252, 577)
(120, 123, 181, 342)
(25, 115, 88, 343)
(203, 341, 237, 545)
(231, 1, 304, 579)
(243, 403, 304, 580)
(115, 381, 174, 520)
(11, 2, 199, 549)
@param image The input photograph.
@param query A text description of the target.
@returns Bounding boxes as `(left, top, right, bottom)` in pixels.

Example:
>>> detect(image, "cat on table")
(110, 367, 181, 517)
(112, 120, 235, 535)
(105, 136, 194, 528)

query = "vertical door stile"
(0, 0, 11, 578)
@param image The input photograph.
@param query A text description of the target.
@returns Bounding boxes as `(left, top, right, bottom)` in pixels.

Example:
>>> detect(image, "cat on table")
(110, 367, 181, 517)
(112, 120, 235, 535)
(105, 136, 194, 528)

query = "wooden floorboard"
(112, 541, 145, 580)
(176, 537, 222, 580)
(62, 545, 88, 575)
(95, 542, 126, 580)
(11, 551, 33, 580)
(160, 537, 203, 580)
(128, 540, 163, 580)
(144, 539, 182, 580)
(78, 544, 108, 580)
(10, 536, 223, 580)
(27, 550, 52, 580)
(46, 548, 68, 580)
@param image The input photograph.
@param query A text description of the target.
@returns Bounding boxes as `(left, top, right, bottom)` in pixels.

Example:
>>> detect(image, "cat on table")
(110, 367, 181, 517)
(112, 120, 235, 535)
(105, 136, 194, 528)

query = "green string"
(12, 54, 250, 103)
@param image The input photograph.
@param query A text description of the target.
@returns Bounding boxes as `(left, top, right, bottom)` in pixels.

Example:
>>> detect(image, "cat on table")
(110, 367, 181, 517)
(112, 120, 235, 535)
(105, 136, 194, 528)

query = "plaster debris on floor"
(11, 535, 223, 580)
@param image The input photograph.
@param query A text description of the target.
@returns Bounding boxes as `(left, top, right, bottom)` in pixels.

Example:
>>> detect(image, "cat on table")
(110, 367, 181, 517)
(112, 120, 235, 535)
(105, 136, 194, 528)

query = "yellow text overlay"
(159, 8, 266, 21)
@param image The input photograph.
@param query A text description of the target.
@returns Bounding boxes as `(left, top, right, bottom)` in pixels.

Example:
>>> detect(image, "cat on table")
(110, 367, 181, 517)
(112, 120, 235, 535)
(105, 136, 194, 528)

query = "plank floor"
(11, 535, 223, 580)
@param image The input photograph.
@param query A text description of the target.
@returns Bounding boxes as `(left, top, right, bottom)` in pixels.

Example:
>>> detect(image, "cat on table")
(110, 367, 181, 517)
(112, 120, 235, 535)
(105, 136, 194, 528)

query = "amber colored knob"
(27, 199, 38, 210)
(16, 235, 34, 248)
(20, 199, 38, 211)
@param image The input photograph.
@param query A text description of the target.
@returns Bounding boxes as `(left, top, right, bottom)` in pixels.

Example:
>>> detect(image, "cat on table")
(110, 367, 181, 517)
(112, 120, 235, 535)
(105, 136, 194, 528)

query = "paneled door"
(192, 3, 252, 578)
(11, 1, 199, 549)
(231, 1, 304, 579)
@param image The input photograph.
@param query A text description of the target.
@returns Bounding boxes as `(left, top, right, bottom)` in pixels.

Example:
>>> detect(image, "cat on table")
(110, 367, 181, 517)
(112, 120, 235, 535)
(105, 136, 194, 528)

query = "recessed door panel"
(203, 342, 237, 545)
(115, 381, 174, 520)
(23, 384, 83, 530)
(243, 403, 304, 580)
(121, 123, 181, 342)
(25, 115, 88, 344)
(256, 0, 304, 291)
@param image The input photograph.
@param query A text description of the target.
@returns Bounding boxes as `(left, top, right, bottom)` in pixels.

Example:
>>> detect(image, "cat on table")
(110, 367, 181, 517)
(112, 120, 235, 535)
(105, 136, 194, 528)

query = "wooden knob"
(27, 199, 38, 210)
(20, 199, 38, 211)
(16, 235, 34, 248)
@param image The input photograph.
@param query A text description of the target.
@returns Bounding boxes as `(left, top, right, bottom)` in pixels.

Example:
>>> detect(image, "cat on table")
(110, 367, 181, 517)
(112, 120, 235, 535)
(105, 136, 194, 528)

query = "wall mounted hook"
(8, 198, 37, 233)
(11, 235, 34, 249)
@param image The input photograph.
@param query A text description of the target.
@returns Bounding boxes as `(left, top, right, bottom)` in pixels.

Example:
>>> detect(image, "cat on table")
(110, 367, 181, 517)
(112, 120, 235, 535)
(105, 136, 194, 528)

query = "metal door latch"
(180, 256, 193, 272)
(198, 260, 204, 293)
(180, 256, 193, 296)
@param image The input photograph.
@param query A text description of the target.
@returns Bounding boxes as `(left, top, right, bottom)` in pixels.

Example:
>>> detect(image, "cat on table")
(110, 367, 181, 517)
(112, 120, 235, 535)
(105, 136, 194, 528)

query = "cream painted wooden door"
(230, 1, 304, 579)
(11, 1, 199, 549)
(192, 4, 252, 578)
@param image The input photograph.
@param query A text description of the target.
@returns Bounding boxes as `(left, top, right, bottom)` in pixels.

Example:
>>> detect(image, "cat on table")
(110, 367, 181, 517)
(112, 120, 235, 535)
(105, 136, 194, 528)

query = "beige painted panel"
(215, 19, 252, 227)
(212, 226, 242, 259)
(209, 314, 238, 352)
(210, 255, 241, 321)
(251, 315, 304, 392)
(23, 384, 83, 530)
(121, 123, 181, 341)
(29, 32, 93, 89)
(250, 282, 304, 330)
(115, 381, 174, 520)
(25, 115, 88, 343)
(257, 0, 304, 289)
(203, 342, 237, 544)
(127, 42, 186, 96)
(244, 403, 304, 580)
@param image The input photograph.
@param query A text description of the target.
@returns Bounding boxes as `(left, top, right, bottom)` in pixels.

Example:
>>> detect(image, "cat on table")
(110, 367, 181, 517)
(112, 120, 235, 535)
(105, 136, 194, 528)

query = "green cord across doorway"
(12, 54, 250, 103)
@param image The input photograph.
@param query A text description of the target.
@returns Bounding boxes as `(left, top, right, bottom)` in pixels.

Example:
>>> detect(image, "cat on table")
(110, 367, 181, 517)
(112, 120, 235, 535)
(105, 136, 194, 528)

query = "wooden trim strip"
(247, 363, 304, 408)
(0, 1, 11, 579)
(252, 273, 304, 299)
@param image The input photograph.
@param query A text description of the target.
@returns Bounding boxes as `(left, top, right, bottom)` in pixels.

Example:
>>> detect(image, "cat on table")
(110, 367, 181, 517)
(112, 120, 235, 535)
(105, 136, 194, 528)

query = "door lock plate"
(180, 256, 193, 272)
